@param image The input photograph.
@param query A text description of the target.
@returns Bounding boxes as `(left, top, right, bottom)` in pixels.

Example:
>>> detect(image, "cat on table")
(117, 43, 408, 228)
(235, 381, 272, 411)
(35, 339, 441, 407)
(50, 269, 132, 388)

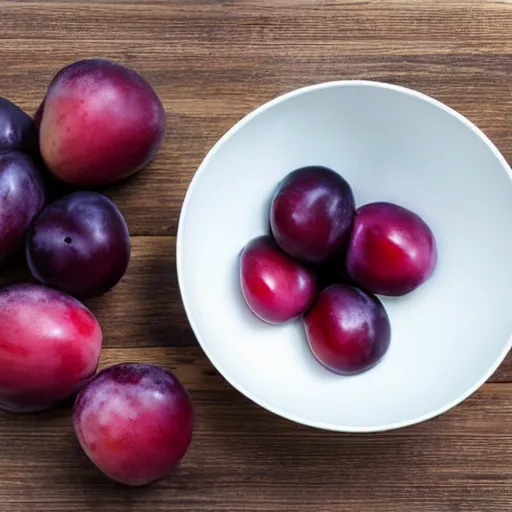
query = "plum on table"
(73, 363, 194, 486)
(0, 283, 102, 413)
(0, 97, 38, 156)
(0, 151, 45, 268)
(26, 191, 130, 299)
(38, 58, 166, 186)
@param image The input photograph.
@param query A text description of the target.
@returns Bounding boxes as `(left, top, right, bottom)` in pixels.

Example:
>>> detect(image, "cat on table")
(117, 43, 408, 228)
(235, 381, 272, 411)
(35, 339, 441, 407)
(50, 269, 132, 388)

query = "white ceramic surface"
(177, 80, 512, 432)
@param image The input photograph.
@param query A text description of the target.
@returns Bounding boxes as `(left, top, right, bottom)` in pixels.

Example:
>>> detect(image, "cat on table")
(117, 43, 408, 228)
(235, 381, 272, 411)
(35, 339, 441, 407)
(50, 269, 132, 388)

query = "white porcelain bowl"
(177, 81, 512, 432)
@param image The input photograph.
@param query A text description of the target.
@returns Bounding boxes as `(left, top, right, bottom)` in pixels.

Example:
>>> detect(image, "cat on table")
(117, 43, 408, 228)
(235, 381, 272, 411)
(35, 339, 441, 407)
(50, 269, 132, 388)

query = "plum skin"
(270, 166, 355, 264)
(0, 283, 102, 413)
(0, 152, 45, 267)
(346, 202, 437, 296)
(26, 191, 131, 299)
(39, 58, 166, 186)
(73, 363, 194, 487)
(240, 235, 317, 324)
(304, 284, 391, 375)
(0, 97, 38, 156)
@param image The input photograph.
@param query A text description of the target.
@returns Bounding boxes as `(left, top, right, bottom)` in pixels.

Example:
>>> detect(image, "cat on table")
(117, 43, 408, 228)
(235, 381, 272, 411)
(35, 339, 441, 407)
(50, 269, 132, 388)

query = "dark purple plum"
(0, 152, 45, 267)
(346, 202, 437, 296)
(304, 284, 391, 375)
(73, 363, 194, 486)
(39, 58, 166, 186)
(0, 97, 38, 156)
(26, 191, 130, 298)
(240, 235, 317, 324)
(270, 166, 355, 264)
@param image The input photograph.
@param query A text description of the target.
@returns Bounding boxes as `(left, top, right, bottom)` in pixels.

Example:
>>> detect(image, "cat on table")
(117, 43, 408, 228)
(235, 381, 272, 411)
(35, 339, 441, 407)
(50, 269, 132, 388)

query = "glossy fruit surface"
(304, 284, 391, 375)
(270, 166, 355, 263)
(346, 202, 437, 296)
(26, 191, 130, 298)
(0, 97, 38, 155)
(240, 235, 317, 324)
(39, 58, 166, 186)
(0, 283, 102, 413)
(0, 151, 45, 267)
(73, 363, 194, 486)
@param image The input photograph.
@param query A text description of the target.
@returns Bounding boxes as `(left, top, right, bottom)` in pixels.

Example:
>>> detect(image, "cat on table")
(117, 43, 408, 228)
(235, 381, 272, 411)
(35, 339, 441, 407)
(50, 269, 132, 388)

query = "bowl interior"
(178, 81, 512, 431)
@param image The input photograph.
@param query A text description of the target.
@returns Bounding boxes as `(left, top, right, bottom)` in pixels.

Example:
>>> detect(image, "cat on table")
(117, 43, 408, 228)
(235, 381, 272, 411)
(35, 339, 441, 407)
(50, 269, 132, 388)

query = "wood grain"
(98, 347, 229, 391)
(0, 0, 512, 511)
(0, 237, 195, 347)
(0, 0, 511, 235)
(0, 383, 512, 512)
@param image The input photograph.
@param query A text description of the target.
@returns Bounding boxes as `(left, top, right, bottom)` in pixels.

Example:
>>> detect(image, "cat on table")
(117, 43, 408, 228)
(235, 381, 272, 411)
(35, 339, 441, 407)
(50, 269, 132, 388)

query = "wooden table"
(1, 0, 512, 510)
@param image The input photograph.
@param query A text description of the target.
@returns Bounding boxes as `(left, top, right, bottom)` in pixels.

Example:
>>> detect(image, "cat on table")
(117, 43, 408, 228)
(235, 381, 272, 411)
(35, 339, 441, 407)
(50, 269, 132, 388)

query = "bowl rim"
(176, 79, 512, 433)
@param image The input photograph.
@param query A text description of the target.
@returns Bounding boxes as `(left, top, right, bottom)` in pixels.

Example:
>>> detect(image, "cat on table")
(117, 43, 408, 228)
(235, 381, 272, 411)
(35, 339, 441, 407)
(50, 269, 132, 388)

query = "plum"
(73, 363, 194, 486)
(38, 58, 166, 186)
(240, 235, 317, 324)
(0, 152, 45, 267)
(26, 191, 130, 299)
(270, 166, 355, 264)
(304, 284, 391, 375)
(346, 202, 437, 296)
(0, 283, 102, 412)
(0, 97, 38, 156)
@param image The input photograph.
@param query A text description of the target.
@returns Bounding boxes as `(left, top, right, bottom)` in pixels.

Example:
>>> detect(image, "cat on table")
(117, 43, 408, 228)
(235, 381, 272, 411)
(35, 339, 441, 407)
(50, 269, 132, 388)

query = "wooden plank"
(0, 1, 509, 235)
(0, 383, 512, 511)
(97, 346, 230, 391)
(0, 237, 197, 348)
(85, 236, 196, 347)
(1, 1, 511, 43)
(489, 350, 512, 382)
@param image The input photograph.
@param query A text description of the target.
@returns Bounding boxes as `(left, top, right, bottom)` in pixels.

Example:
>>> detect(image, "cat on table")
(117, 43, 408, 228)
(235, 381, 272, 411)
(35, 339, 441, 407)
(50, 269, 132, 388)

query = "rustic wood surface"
(0, 0, 512, 510)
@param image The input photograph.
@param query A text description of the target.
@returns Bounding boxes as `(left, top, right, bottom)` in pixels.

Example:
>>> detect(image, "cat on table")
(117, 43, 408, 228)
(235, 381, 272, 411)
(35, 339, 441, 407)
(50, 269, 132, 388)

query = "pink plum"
(39, 58, 166, 186)
(0, 283, 102, 412)
(73, 363, 194, 486)
(346, 202, 437, 296)
(240, 235, 317, 324)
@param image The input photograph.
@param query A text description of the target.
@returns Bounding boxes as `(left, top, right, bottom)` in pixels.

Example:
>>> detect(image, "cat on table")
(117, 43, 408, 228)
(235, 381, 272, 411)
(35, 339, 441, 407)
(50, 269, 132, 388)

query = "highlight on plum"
(240, 235, 317, 324)
(346, 202, 437, 296)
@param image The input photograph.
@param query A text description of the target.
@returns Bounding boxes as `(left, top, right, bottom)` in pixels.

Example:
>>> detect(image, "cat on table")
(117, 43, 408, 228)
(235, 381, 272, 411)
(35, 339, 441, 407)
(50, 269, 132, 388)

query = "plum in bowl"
(177, 81, 512, 432)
